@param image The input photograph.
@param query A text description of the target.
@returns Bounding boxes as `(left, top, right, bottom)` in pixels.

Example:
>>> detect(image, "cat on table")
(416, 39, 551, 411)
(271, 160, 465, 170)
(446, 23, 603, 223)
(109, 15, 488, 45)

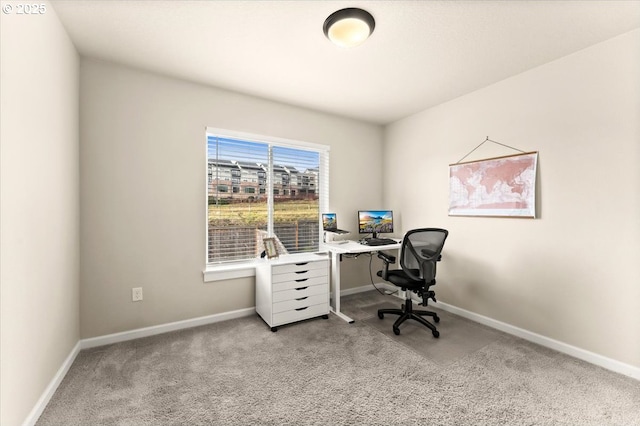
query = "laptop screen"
(322, 213, 338, 230)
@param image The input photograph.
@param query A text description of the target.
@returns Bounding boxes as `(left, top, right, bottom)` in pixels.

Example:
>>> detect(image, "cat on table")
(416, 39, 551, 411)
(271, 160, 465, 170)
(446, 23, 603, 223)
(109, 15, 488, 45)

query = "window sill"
(203, 260, 261, 282)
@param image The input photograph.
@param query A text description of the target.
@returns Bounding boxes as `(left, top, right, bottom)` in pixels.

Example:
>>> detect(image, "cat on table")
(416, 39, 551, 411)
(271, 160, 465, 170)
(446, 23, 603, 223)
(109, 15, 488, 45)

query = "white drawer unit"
(255, 254, 330, 332)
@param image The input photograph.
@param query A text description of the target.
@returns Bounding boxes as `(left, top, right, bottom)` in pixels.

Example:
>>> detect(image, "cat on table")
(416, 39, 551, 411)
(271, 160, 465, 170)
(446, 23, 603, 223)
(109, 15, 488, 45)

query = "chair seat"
(377, 269, 424, 291)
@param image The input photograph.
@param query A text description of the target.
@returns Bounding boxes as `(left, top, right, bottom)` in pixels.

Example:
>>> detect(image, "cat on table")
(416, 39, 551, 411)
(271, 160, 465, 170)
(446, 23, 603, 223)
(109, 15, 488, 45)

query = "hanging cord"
(456, 136, 525, 164)
(368, 252, 398, 296)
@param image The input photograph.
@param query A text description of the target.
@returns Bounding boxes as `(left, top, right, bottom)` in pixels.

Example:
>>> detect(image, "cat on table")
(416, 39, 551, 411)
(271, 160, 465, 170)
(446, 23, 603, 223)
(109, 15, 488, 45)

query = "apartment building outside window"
(206, 129, 328, 264)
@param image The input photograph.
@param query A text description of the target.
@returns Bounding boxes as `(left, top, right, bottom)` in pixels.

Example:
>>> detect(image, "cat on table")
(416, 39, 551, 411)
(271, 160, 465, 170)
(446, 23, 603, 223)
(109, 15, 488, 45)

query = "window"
(206, 129, 328, 264)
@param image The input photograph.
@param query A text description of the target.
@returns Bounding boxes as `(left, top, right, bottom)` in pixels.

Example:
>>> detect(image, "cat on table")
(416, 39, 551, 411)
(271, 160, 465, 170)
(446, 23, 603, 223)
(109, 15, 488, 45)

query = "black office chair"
(377, 228, 448, 337)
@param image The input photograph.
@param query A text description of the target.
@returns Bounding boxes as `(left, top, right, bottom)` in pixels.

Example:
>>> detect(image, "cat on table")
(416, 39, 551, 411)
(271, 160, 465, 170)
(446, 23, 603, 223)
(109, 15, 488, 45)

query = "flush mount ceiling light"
(323, 8, 375, 48)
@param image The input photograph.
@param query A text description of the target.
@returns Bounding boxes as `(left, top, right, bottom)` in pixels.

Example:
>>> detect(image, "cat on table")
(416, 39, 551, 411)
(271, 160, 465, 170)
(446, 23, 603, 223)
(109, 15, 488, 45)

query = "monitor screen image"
(358, 210, 393, 238)
(322, 213, 337, 230)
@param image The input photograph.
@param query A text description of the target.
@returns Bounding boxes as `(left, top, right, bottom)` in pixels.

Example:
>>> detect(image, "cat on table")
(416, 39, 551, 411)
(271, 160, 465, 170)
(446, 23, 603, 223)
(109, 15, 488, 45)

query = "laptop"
(322, 213, 350, 234)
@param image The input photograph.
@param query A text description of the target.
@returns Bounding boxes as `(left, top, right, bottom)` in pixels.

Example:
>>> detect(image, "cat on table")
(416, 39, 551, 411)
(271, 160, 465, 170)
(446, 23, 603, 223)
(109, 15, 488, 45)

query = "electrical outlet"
(132, 287, 143, 302)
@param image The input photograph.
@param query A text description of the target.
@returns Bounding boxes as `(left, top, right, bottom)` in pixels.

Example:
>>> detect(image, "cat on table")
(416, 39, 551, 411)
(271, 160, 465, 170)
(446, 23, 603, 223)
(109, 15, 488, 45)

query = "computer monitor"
(358, 210, 394, 239)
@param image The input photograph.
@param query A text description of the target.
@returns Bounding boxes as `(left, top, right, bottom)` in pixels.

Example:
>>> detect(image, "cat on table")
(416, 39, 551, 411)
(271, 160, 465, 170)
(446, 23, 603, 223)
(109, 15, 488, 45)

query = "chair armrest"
(420, 248, 442, 262)
(377, 251, 396, 264)
(376, 251, 396, 281)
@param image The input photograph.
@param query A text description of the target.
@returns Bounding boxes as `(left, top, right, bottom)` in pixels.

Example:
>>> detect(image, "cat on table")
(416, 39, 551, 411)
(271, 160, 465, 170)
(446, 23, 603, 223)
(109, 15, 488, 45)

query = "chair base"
(378, 297, 440, 337)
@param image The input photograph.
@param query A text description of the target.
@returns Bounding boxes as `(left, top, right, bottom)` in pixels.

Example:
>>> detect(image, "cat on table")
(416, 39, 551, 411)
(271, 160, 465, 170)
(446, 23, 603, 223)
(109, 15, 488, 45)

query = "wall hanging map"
(449, 151, 538, 218)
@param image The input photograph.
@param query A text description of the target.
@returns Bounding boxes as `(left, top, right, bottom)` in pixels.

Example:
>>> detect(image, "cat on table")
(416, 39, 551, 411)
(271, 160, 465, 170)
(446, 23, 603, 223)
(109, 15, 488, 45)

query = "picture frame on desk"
(263, 237, 279, 259)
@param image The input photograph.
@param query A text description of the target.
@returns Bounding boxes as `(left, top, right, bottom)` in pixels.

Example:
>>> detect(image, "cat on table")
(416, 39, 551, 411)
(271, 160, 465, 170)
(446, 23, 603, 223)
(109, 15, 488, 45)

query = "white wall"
(79, 59, 384, 338)
(0, 4, 80, 425)
(384, 29, 640, 368)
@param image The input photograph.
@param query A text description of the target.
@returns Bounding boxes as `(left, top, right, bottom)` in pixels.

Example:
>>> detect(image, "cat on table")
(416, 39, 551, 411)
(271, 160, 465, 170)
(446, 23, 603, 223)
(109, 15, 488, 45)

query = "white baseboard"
(379, 288, 640, 381)
(22, 341, 81, 426)
(339, 282, 389, 297)
(81, 307, 256, 349)
(26, 308, 256, 425)
(26, 286, 639, 425)
(429, 299, 640, 381)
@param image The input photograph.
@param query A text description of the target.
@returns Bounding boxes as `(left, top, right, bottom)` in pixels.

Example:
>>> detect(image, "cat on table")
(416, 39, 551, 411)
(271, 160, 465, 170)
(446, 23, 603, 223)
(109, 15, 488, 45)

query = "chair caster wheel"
(378, 312, 384, 319)
(432, 330, 440, 338)
(434, 315, 440, 323)
(322, 314, 329, 319)
(393, 327, 400, 335)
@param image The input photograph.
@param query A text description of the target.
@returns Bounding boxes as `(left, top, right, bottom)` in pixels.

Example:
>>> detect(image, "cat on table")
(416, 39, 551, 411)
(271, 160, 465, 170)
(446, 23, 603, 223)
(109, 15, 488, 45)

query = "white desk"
(321, 239, 402, 323)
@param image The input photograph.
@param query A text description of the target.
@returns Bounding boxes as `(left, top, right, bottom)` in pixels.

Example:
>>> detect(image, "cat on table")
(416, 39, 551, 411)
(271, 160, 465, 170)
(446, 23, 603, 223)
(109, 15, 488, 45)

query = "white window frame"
(203, 127, 329, 282)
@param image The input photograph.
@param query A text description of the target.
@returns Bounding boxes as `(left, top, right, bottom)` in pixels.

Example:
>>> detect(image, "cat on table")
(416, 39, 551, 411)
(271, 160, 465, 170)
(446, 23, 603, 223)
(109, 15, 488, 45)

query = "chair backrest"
(400, 228, 449, 282)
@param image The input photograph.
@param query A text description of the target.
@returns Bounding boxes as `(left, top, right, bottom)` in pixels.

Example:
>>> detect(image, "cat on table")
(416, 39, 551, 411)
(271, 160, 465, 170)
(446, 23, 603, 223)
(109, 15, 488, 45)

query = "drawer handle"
(295, 297, 308, 301)
(295, 286, 308, 291)
(295, 307, 309, 311)
(295, 278, 308, 283)
(295, 270, 309, 274)
(295, 262, 309, 266)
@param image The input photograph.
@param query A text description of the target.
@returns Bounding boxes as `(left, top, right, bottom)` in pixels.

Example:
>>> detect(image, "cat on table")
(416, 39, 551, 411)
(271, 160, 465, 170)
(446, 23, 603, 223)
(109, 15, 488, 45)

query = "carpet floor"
(36, 290, 640, 425)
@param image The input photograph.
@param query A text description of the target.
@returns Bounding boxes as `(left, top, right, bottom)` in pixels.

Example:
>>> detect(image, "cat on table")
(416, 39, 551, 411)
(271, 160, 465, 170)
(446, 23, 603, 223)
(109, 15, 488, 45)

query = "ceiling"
(52, 1, 640, 125)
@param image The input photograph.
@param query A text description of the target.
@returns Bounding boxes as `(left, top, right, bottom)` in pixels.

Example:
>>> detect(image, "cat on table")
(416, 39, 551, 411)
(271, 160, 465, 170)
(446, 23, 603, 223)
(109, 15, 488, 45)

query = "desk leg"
(329, 251, 354, 323)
